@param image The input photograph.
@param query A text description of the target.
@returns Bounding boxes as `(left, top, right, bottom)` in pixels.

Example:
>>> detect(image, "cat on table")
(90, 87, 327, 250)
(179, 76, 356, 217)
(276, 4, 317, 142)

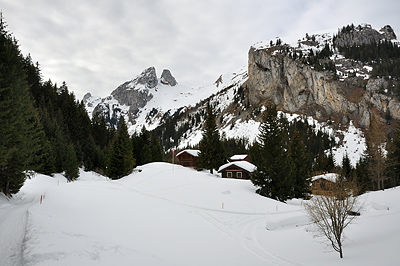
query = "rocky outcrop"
(135, 66, 158, 88)
(334, 24, 396, 47)
(244, 47, 400, 128)
(380, 25, 397, 40)
(110, 68, 155, 120)
(91, 67, 158, 126)
(160, 69, 177, 86)
(89, 66, 182, 128)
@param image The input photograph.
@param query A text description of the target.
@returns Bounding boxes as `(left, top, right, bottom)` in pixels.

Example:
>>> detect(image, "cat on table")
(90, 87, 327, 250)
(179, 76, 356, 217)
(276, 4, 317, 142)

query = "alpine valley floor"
(1, 162, 399, 266)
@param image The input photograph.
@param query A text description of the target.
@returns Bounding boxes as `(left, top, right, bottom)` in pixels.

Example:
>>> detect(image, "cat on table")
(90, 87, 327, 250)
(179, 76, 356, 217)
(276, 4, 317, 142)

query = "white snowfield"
(1, 162, 399, 265)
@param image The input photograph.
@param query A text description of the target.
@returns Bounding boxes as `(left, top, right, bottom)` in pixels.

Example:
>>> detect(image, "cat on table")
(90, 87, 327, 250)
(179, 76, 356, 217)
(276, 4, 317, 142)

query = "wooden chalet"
(311, 173, 338, 195)
(218, 161, 256, 179)
(176, 149, 200, 169)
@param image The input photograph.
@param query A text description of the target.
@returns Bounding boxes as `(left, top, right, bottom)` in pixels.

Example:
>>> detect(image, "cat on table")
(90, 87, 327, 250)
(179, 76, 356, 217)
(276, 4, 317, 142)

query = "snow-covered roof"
(218, 161, 256, 173)
(311, 173, 338, 183)
(230, 154, 248, 161)
(176, 149, 200, 157)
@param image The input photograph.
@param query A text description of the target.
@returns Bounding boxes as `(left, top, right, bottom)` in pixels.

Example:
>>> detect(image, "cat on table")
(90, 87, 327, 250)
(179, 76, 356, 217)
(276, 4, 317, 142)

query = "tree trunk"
(5, 179, 10, 197)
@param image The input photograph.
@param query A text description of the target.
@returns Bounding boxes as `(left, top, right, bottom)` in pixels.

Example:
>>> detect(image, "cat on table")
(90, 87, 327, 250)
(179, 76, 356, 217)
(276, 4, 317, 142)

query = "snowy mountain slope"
(84, 66, 247, 134)
(1, 163, 400, 265)
(84, 23, 399, 167)
(252, 24, 398, 81)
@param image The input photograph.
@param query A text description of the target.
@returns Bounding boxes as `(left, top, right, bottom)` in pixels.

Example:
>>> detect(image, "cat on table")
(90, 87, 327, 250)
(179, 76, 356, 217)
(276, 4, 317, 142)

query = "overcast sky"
(2, 0, 400, 100)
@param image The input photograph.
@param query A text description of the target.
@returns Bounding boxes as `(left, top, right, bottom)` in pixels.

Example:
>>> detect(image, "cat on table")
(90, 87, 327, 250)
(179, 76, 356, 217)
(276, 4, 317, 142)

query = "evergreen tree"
(388, 124, 400, 186)
(354, 152, 371, 194)
(37, 139, 56, 176)
(64, 143, 79, 180)
(107, 118, 135, 179)
(198, 105, 226, 173)
(0, 15, 43, 195)
(250, 104, 293, 202)
(341, 152, 352, 179)
(150, 136, 164, 162)
(287, 130, 311, 198)
(314, 149, 336, 173)
(141, 144, 153, 165)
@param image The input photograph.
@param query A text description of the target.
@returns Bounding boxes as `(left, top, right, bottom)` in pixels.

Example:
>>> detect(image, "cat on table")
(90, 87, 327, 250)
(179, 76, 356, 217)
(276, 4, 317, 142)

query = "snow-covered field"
(1, 163, 399, 265)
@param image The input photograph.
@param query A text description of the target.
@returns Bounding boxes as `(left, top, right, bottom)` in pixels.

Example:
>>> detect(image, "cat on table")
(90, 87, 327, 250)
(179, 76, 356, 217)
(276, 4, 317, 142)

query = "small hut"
(311, 173, 338, 195)
(218, 161, 256, 179)
(176, 149, 200, 169)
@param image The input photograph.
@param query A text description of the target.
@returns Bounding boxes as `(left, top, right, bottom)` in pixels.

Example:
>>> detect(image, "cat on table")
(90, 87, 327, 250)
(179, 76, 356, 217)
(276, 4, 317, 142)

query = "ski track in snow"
(112, 171, 309, 265)
(2, 164, 400, 265)
(0, 193, 38, 265)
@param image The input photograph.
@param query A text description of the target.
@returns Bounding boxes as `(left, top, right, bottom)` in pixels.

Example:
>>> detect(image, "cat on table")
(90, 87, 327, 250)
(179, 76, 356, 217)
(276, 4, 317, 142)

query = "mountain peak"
(160, 69, 177, 86)
(135, 66, 158, 89)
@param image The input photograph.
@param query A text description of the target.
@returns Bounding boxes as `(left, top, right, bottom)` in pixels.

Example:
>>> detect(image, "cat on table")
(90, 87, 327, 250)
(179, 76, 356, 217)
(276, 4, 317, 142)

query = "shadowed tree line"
(0, 14, 163, 195)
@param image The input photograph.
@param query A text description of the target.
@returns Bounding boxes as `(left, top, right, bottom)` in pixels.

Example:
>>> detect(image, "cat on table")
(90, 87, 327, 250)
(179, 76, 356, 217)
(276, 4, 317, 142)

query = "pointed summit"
(160, 69, 177, 86)
(136, 66, 158, 88)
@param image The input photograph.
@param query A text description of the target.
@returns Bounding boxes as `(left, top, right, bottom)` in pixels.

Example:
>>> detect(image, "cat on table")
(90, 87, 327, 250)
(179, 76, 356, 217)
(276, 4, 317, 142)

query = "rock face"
(135, 66, 158, 88)
(244, 47, 400, 128)
(90, 66, 179, 128)
(107, 67, 156, 123)
(160, 69, 177, 86)
(334, 24, 396, 47)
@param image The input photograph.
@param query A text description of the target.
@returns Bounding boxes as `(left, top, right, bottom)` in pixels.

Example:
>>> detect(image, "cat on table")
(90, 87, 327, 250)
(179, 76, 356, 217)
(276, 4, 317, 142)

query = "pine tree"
(341, 152, 352, 179)
(354, 152, 371, 194)
(287, 130, 311, 198)
(250, 104, 293, 202)
(37, 139, 56, 176)
(107, 118, 135, 179)
(0, 14, 43, 195)
(64, 143, 79, 180)
(388, 124, 400, 186)
(198, 105, 226, 173)
(150, 136, 164, 162)
(141, 144, 152, 165)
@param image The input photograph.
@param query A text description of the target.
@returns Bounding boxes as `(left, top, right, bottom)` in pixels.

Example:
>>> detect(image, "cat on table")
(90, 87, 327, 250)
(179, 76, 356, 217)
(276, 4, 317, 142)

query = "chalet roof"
(176, 149, 200, 157)
(230, 154, 248, 161)
(312, 173, 338, 183)
(218, 161, 256, 173)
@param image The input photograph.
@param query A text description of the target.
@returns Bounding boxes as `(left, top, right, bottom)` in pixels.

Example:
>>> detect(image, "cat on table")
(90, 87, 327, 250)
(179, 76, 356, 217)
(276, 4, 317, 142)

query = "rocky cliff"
(244, 26, 400, 128)
(334, 24, 396, 47)
(89, 67, 179, 128)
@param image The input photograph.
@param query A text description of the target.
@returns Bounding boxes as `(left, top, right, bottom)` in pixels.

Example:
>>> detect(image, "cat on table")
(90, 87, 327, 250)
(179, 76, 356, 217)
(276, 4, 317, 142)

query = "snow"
(332, 121, 367, 166)
(283, 113, 366, 167)
(83, 95, 102, 118)
(230, 154, 248, 161)
(311, 173, 339, 183)
(221, 118, 261, 144)
(1, 163, 400, 265)
(176, 149, 200, 157)
(218, 161, 256, 173)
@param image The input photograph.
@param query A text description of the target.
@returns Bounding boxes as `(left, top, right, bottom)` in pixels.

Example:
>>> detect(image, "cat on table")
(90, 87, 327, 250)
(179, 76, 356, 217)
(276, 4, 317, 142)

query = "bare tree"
(366, 110, 388, 190)
(305, 179, 362, 258)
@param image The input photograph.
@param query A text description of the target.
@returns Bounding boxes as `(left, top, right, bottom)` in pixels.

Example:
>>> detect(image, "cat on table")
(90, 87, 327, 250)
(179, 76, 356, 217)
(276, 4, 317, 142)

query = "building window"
(237, 172, 242, 178)
(227, 172, 232, 178)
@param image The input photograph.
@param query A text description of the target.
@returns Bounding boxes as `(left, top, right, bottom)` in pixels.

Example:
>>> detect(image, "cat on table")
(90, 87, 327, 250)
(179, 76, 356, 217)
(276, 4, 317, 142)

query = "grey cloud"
(1, 0, 400, 100)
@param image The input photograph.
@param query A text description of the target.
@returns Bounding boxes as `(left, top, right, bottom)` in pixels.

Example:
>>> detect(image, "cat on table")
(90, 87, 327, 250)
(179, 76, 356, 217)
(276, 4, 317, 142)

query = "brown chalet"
(176, 149, 200, 169)
(311, 173, 338, 196)
(218, 161, 256, 179)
